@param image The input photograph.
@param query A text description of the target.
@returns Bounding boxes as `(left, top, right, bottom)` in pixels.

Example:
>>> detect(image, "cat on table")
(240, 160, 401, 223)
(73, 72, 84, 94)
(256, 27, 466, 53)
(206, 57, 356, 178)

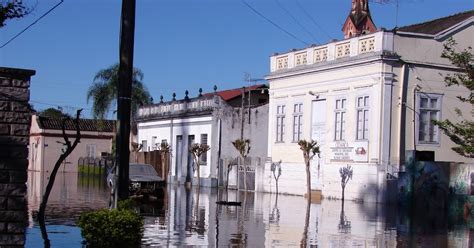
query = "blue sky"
(0, 0, 472, 118)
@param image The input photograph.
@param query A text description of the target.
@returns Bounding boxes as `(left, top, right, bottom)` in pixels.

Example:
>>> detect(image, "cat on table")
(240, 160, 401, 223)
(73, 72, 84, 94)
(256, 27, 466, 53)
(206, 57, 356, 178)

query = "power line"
(0, 0, 64, 49)
(241, 0, 309, 46)
(274, 0, 320, 44)
(30, 100, 94, 112)
(294, 0, 332, 42)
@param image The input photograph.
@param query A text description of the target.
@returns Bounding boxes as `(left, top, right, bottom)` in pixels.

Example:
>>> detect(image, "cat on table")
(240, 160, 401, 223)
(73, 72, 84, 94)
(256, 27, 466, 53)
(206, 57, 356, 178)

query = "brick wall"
(0, 67, 35, 246)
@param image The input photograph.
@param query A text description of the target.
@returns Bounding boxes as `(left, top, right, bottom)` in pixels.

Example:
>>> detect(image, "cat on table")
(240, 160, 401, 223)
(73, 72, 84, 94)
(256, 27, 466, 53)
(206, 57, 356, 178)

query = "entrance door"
(311, 100, 326, 189)
(175, 136, 183, 181)
(187, 135, 195, 183)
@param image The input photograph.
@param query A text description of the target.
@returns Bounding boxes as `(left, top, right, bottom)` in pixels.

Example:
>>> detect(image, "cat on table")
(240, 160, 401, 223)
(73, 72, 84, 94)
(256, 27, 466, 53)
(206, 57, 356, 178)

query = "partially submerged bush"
(78, 205, 143, 247)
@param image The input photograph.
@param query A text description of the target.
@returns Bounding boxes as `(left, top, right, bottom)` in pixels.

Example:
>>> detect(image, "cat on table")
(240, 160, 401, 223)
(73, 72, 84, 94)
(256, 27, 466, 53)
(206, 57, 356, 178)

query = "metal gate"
(238, 157, 255, 191)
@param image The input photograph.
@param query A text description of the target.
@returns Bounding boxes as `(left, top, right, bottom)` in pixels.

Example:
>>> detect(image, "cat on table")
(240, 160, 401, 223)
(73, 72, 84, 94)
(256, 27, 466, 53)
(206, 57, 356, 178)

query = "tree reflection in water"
(338, 201, 351, 234)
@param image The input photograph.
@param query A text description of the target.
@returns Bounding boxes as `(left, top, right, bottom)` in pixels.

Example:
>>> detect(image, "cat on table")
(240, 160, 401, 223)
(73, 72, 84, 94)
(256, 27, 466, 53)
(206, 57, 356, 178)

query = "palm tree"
(87, 63, 153, 120)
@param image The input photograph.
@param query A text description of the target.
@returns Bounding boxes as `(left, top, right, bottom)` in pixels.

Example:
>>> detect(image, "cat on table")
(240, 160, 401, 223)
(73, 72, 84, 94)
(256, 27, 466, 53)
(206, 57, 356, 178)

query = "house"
(263, 1, 473, 203)
(136, 85, 268, 188)
(29, 115, 115, 173)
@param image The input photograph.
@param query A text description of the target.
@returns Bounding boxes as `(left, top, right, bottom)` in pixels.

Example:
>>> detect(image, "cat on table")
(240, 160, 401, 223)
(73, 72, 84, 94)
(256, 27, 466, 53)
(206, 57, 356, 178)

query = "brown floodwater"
(25, 171, 473, 247)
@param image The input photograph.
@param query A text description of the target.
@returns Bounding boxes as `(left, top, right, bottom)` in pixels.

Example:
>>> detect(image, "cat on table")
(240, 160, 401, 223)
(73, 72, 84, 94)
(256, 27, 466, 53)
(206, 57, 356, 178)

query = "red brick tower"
(342, 0, 377, 39)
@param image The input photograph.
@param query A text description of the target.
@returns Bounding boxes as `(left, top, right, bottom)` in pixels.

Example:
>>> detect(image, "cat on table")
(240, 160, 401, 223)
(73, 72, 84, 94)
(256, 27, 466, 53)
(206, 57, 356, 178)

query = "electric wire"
(294, 0, 332, 41)
(274, 0, 320, 44)
(241, 0, 309, 46)
(0, 0, 64, 49)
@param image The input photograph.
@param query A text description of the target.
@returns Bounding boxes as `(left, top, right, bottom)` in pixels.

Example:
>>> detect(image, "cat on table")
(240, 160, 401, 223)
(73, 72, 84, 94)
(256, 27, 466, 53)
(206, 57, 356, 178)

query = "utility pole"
(240, 87, 245, 140)
(116, 0, 136, 202)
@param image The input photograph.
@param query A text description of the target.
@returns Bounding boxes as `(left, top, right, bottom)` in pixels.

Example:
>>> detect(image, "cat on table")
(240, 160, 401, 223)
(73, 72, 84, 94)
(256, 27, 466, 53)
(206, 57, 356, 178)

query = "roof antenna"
(395, 0, 399, 27)
(243, 72, 265, 86)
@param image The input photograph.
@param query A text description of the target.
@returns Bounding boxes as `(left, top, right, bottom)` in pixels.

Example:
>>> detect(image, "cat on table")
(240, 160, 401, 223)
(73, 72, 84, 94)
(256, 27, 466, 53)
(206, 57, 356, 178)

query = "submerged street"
(25, 172, 472, 247)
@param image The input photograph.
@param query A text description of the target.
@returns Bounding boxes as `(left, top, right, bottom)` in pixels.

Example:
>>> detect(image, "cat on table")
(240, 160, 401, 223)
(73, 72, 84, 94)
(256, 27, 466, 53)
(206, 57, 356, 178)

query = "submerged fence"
(78, 157, 113, 176)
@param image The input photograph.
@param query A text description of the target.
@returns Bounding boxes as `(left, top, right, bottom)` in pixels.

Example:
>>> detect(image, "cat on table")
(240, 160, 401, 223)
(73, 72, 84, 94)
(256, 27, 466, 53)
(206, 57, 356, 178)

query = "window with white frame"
(200, 134, 208, 164)
(141, 140, 148, 151)
(293, 103, 303, 142)
(418, 93, 442, 144)
(151, 136, 157, 150)
(356, 96, 369, 140)
(276, 105, 285, 142)
(86, 144, 96, 158)
(334, 98, 347, 141)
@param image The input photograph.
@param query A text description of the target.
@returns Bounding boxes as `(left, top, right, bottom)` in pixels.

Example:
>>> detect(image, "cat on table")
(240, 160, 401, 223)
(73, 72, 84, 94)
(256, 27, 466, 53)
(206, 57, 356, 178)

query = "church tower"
(342, 0, 377, 39)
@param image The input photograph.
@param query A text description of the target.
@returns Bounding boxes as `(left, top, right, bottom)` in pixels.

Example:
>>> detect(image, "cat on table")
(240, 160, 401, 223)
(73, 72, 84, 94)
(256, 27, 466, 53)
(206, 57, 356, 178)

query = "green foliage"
(298, 139, 320, 162)
(158, 141, 171, 153)
(0, 1, 30, 27)
(189, 143, 210, 158)
(78, 207, 144, 248)
(232, 139, 251, 158)
(87, 63, 153, 119)
(117, 199, 134, 210)
(38, 107, 71, 119)
(339, 165, 353, 188)
(434, 38, 474, 158)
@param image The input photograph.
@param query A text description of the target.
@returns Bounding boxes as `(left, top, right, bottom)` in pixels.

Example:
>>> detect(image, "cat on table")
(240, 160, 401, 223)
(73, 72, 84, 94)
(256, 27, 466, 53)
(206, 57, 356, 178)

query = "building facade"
(137, 86, 269, 188)
(263, 10, 473, 202)
(29, 115, 115, 173)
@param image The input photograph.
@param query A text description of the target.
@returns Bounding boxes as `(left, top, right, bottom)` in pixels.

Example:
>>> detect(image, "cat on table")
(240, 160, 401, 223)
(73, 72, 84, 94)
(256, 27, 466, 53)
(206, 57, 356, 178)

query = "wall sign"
(329, 141, 368, 163)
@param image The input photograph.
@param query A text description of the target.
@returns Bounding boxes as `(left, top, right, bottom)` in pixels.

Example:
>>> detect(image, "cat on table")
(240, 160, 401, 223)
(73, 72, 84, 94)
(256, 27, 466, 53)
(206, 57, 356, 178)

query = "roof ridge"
(396, 9, 474, 32)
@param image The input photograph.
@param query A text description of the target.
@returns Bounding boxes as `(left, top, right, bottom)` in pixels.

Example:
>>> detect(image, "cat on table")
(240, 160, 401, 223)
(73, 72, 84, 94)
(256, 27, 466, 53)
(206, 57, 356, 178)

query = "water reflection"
(25, 171, 474, 247)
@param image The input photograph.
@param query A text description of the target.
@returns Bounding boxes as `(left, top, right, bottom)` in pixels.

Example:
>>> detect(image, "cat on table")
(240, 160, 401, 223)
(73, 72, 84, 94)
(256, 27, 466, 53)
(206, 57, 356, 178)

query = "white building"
(263, 9, 474, 203)
(137, 86, 269, 188)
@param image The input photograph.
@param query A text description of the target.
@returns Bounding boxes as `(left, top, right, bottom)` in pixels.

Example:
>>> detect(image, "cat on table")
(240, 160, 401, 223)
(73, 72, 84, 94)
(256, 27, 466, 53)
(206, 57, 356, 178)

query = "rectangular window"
(276, 105, 286, 142)
(418, 93, 441, 144)
(151, 136, 157, 150)
(356, 96, 369, 140)
(334, 98, 346, 141)
(86, 144, 96, 158)
(200, 134, 208, 164)
(292, 103, 303, 142)
(141, 140, 148, 152)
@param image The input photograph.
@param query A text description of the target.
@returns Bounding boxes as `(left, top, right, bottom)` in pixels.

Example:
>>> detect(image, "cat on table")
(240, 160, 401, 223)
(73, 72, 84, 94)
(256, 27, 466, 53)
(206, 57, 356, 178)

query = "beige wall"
(29, 115, 113, 173)
(393, 24, 474, 164)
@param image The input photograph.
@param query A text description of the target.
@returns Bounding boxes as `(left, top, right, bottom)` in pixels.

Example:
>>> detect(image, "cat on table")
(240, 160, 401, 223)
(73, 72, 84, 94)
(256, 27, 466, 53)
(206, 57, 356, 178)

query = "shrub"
(78, 206, 143, 247)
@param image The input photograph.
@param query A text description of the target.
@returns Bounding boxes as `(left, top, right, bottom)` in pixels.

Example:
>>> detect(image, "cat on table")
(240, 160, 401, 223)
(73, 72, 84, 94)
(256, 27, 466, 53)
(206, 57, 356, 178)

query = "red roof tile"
(204, 84, 267, 101)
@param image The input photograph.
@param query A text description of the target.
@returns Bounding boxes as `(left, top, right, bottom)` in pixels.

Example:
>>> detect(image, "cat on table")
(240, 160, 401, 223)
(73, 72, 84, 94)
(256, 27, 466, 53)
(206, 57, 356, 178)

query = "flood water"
(25, 171, 473, 247)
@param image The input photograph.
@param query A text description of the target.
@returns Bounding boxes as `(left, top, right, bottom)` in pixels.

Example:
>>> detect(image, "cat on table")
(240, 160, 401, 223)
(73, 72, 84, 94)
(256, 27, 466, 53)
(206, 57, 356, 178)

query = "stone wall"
(0, 67, 35, 246)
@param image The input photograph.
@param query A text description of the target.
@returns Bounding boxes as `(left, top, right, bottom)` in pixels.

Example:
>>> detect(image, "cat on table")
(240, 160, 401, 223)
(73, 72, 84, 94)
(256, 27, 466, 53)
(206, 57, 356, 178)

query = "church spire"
(342, 0, 376, 39)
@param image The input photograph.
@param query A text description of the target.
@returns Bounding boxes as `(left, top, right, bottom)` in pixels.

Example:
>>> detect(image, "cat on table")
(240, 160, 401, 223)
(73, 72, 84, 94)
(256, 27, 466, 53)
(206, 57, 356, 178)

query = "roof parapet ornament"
(184, 90, 189, 100)
(160, 95, 164, 103)
(198, 88, 203, 97)
(172, 92, 176, 101)
(213, 85, 217, 94)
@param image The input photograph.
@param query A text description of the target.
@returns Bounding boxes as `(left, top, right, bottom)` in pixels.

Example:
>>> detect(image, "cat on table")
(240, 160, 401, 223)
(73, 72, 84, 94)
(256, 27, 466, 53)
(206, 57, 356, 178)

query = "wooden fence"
(130, 150, 170, 183)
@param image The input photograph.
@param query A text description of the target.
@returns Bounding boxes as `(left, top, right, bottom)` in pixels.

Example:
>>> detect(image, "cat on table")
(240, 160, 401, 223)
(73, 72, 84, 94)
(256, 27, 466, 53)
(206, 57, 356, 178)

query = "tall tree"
(0, 0, 30, 27)
(87, 63, 153, 120)
(38, 107, 71, 119)
(434, 38, 474, 158)
(298, 139, 320, 202)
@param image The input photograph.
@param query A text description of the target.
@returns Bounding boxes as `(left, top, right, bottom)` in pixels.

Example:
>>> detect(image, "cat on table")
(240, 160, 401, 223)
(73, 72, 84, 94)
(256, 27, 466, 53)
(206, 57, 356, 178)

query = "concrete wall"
(393, 24, 474, 164)
(0, 67, 35, 246)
